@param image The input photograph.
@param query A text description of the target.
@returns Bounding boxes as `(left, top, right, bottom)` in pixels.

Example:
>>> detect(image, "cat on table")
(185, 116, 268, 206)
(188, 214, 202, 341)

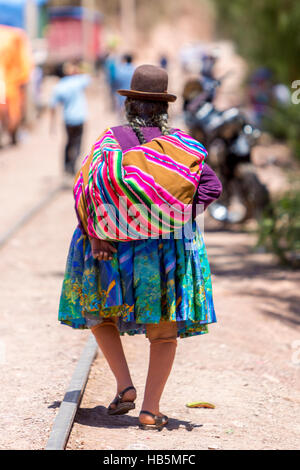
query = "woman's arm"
(196, 163, 222, 210)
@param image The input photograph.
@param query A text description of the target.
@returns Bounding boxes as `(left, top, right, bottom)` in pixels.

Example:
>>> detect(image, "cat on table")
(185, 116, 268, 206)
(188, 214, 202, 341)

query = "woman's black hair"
(124, 97, 170, 144)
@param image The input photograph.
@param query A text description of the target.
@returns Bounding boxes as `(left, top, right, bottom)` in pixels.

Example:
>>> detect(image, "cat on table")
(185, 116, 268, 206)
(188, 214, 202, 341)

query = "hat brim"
(117, 89, 177, 102)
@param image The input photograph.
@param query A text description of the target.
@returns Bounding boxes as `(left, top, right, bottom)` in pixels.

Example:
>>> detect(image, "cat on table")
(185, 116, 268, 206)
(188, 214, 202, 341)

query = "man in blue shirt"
(114, 54, 135, 112)
(50, 61, 91, 175)
(103, 51, 118, 111)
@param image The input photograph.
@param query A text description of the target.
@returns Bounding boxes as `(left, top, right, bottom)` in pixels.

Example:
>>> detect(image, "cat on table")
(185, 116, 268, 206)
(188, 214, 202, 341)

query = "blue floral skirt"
(58, 223, 217, 338)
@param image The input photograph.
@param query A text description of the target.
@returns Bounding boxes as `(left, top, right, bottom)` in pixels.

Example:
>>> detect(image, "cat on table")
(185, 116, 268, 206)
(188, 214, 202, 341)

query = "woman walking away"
(58, 65, 222, 430)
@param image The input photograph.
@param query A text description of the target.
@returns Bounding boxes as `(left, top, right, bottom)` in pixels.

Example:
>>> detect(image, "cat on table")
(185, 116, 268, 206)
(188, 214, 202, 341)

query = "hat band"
(117, 88, 177, 102)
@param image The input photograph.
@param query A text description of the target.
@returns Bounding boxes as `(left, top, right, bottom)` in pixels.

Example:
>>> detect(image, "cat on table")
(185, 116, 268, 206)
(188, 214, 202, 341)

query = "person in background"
(114, 54, 135, 113)
(31, 63, 44, 118)
(201, 53, 217, 79)
(103, 50, 118, 111)
(159, 55, 168, 70)
(50, 60, 90, 175)
(247, 67, 273, 126)
(0, 25, 32, 145)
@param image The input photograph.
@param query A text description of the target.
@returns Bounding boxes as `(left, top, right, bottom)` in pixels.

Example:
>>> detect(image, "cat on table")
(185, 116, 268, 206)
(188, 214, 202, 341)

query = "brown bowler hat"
(117, 64, 177, 102)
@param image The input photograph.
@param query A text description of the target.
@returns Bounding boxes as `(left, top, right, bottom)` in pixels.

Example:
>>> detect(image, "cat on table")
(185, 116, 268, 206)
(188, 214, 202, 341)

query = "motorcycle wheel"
(209, 192, 248, 224)
(235, 163, 270, 221)
(209, 164, 270, 225)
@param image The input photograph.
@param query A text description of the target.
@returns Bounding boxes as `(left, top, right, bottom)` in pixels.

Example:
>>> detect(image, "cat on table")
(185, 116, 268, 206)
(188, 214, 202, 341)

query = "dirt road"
(0, 77, 117, 450)
(67, 226, 300, 451)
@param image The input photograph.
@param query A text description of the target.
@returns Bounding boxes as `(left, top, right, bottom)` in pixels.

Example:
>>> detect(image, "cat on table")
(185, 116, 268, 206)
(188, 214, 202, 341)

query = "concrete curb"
(45, 334, 98, 450)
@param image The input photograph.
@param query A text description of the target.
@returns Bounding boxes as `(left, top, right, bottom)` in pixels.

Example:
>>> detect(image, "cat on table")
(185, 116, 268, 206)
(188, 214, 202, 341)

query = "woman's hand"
(89, 237, 117, 261)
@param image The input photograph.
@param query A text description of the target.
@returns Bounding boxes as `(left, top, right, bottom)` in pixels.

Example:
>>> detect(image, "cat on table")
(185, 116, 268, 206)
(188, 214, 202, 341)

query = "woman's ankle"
(116, 385, 136, 400)
(117, 382, 135, 394)
(140, 401, 160, 416)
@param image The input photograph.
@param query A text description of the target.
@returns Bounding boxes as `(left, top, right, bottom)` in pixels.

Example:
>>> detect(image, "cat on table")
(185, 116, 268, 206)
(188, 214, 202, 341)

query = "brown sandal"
(139, 410, 168, 430)
(107, 386, 136, 416)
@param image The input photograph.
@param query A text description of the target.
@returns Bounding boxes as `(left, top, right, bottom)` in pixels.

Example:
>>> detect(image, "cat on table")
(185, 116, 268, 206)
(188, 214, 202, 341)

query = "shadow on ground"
(74, 405, 202, 432)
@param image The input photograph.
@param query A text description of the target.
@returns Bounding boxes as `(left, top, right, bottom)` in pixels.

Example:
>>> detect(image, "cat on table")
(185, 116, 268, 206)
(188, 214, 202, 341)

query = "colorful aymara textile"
(74, 128, 206, 241)
(58, 222, 217, 337)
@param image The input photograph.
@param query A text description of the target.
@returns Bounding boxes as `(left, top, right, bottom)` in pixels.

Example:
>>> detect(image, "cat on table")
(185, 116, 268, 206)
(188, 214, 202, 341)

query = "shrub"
(257, 187, 300, 268)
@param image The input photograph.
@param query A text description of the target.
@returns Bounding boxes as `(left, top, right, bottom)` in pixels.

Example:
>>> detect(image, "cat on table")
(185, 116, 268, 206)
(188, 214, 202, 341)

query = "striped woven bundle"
(74, 128, 207, 241)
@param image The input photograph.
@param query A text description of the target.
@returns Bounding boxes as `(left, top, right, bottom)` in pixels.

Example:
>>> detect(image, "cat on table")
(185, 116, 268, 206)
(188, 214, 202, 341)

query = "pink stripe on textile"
(81, 153, 90, 165)
(74, 174, 83, 194)
(85, 188, 98, 238)
(74, 190, 82, 209)
(160, 138, 206, 160)
(74, 177, 84, 208)
(125, 165, 191, 210)
(160, 132, 208, 158)
(126, 146, 201, 183)
(94, 142, 101, 150)
(134, 152, 199, 185)
(74, 175, 82, 194)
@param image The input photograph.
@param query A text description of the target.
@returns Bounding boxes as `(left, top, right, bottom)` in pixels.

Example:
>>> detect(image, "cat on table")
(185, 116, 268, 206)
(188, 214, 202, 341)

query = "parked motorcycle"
(183, 77, 270, 224)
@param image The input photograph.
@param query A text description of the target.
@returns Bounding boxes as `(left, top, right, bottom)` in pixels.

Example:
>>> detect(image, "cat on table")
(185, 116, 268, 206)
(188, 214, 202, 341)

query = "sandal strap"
(108, 396, 120, 408)
(140, 410, 157, 419)
(108, 386, 136, 409)
(117, 386, 136, 400)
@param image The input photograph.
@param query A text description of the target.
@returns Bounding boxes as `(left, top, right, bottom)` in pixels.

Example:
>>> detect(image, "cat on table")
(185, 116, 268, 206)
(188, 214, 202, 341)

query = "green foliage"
(212, 0, 300, 85)
(262, 103, 300, 160)
(257, 188, 300, 268)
